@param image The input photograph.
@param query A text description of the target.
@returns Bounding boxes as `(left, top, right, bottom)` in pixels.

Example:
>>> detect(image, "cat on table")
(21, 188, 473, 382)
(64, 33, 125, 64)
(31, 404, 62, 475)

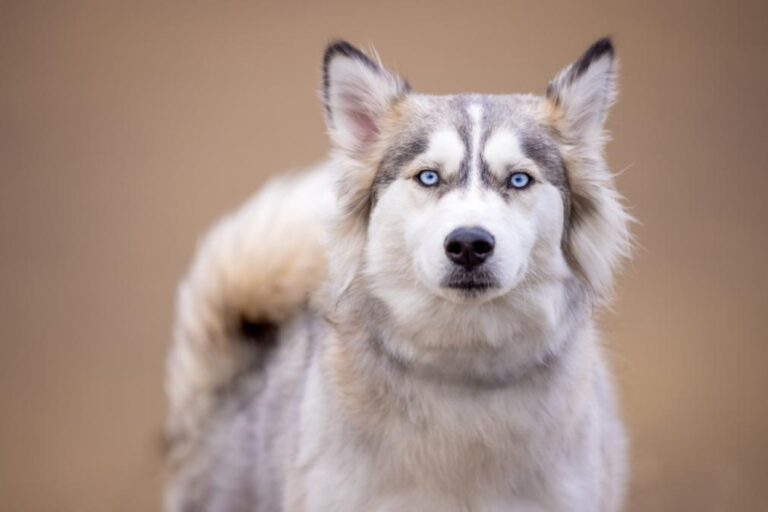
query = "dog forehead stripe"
(467, 103, 484, 187)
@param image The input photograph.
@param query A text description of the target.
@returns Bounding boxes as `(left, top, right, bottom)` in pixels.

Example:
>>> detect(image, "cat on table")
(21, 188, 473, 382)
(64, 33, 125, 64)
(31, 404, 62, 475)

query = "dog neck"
(327, 272, 591, 390)
(321, 273, 598, 458)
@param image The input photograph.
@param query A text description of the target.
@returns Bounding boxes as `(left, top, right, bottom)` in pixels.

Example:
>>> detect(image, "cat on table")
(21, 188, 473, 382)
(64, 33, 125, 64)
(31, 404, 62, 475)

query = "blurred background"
(2, 1, 767, 510)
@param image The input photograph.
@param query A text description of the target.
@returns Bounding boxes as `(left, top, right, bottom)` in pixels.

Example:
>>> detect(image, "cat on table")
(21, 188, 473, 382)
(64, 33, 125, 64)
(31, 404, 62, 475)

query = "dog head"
(323, 39, 630, 318)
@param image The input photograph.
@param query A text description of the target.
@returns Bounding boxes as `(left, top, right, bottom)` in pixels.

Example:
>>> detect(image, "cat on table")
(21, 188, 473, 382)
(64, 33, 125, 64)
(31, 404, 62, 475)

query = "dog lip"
(445, 280, 496, 291)
(441, 267, 499, 294)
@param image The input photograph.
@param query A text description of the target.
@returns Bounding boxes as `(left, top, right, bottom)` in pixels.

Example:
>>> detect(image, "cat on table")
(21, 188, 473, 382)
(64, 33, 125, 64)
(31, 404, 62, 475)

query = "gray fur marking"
(371, 135, 428, 207)
(369, 95, 572, 233)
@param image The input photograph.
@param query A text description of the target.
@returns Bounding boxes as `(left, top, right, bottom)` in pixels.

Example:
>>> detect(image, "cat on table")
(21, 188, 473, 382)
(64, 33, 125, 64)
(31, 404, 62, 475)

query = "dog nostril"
(446, 241, 463, 255)
(472, 240, 492, 255)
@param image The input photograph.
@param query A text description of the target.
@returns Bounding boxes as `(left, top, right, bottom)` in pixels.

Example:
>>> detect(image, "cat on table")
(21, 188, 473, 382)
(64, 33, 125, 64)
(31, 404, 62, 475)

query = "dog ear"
(546, 38, 617, 146)
(545, 39, 630, 300)
(322, 40, 410, 153)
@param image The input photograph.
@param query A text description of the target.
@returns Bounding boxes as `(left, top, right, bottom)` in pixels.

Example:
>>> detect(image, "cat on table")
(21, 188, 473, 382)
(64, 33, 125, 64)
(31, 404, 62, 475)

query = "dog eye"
(416, 170, 441, 187)
(508, 172, 533, 189)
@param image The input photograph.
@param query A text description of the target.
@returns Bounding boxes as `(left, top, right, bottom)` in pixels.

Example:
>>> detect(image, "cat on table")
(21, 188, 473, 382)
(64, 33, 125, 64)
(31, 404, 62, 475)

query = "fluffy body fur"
(166, 38, 632, 511)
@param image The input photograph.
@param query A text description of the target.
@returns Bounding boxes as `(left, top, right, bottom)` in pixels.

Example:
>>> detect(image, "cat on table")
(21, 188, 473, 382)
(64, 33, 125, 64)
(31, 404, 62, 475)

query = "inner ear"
(346, 106, 382, 145)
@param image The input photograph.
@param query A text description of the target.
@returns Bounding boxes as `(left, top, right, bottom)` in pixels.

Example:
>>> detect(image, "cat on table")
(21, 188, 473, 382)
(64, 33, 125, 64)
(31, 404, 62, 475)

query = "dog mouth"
(442, 269, 498, 294)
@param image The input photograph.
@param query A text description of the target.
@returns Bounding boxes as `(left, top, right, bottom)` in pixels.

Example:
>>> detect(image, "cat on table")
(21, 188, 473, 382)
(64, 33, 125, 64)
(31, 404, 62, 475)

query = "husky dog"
(166, 37, 632, 512)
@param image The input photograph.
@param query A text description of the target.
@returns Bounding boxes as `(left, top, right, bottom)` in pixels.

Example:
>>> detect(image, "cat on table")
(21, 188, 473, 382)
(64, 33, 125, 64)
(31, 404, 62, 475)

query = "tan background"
(2, 1, 767, 510)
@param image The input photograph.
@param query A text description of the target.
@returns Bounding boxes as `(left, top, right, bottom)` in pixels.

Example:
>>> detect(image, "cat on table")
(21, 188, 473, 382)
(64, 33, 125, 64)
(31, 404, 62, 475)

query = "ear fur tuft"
(571, 37, 614, 77)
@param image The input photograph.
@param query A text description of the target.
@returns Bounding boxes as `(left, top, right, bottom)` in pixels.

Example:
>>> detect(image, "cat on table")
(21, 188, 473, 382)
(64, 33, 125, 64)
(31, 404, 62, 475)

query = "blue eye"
(416, 170, 440, 187)
(508, 172, 533, 189)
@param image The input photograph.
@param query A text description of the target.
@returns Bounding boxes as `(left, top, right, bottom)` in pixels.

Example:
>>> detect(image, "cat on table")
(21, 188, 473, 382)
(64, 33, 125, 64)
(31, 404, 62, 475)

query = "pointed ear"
(322, 40, 410, 153)
(546, 38, 617, 145)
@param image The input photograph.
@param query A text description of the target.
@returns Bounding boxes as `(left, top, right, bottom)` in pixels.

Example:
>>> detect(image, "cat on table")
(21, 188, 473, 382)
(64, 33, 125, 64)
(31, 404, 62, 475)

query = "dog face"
(364, 95, 571, 304)
(323, 40, 630, 311)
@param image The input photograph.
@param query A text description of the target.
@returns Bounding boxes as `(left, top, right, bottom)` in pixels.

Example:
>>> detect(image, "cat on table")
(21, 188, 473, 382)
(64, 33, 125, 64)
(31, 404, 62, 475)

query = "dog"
(165, 37, 632, 511)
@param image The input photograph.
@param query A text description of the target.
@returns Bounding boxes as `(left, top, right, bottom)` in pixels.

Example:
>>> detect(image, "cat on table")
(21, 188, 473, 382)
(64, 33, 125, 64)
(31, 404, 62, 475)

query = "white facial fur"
(418, 128, 465, 176)
(364, 117, 569, 311)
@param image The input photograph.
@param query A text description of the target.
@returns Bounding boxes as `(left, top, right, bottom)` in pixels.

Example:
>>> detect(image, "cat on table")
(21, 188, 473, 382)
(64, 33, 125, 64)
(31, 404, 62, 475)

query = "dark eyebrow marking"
(521, 135, 570, 194)
(522, 137, 565, 183)
(521, 134, 574, 234)
(370, 135, 428, 207)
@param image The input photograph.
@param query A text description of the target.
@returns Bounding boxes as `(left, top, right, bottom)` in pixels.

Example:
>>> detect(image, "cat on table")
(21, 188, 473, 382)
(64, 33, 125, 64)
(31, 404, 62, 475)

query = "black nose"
(444, 227, 495, 269)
